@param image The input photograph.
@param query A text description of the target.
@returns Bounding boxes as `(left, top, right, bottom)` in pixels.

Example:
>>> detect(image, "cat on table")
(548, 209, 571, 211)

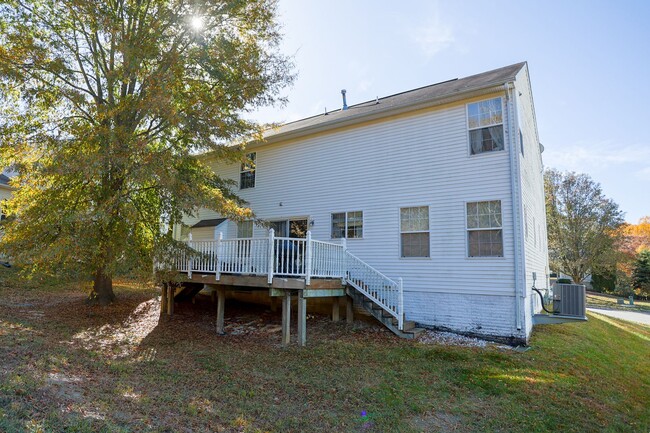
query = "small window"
(237, 220, 253, 238)
(400, 206, 429, 257)
(467, 201, 503, 257)
(331, 211, 363, 239)
(240, 152, 256, 189)
(519, 129, 524, 156)
(467, 98, 504, 155)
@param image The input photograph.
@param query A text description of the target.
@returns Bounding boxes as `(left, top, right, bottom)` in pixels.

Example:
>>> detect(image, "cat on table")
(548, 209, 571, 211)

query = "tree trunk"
(90, 270, 116, 305)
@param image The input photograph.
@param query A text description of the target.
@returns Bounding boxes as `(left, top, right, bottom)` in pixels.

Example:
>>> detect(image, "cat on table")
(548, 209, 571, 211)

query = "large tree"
(0, 0, 293, 304)
(631, 249, 650, 297)
(544, 168, 624, 284)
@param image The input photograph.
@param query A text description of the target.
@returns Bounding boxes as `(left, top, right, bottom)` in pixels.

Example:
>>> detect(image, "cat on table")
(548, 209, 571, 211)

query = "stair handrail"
(344, 250, 404, 330)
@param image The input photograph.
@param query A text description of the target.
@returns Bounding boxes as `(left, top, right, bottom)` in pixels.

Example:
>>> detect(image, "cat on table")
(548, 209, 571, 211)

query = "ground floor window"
(466, 200, 503, 257)
(237, 220, 253, 238)
(331, 211, 363, 239)
(400, 206, 429, 257)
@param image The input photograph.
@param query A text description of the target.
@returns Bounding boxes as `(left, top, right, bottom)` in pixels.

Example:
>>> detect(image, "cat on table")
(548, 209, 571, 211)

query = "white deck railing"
(172, 229, 404, 330)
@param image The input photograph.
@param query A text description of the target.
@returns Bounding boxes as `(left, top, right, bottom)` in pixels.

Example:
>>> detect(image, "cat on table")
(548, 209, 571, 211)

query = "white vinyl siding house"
(176, 62, 548, 344)
(0, 174, 13, 221)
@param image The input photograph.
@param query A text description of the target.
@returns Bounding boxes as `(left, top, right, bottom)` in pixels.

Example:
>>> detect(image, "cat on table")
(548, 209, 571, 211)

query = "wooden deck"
(162, 272, 350, 346)
(163, 232, 407, 344)
(177, 272, 345, 291)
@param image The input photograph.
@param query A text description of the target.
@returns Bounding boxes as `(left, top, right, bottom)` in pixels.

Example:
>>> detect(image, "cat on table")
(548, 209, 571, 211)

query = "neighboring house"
(0, 173, 13, 220)
(173, 62, 550, 345)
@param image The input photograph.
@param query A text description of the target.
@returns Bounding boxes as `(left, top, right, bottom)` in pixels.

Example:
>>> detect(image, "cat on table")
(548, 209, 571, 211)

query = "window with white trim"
(466, 200, 503, 257)
(331, 211, 363, 239)
(240, 152, 256, 189)
(237, 220, 253, 238)
(467, 98, 505, 155)
(400, 206, 429, 257)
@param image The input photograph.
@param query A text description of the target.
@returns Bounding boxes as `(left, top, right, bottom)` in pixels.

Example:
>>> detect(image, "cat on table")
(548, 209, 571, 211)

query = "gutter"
(505, 82, 525, 332)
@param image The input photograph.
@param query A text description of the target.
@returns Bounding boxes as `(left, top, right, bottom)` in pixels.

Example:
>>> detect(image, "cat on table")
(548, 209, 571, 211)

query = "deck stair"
(346, 286, 425, 339)
(343, 250, 424, 339)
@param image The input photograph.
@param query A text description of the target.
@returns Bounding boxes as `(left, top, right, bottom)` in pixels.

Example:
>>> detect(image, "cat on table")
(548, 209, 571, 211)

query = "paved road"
(587, 308, 650, 326)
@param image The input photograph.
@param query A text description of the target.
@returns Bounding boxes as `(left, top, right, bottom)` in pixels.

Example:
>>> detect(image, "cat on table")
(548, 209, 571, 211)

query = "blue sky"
(252, 0, 650, 223)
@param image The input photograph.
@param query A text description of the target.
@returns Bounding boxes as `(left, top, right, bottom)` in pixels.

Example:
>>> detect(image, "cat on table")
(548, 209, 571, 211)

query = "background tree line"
(545, 168, 649, 299)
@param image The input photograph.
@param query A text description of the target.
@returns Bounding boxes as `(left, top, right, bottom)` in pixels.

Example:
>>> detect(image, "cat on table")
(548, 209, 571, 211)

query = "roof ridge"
(270, 62, 526, 131)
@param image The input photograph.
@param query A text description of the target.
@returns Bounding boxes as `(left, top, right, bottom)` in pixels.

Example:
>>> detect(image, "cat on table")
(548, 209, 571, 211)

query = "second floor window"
(240, 152, 256, 189)
(468, 97, 504, 155)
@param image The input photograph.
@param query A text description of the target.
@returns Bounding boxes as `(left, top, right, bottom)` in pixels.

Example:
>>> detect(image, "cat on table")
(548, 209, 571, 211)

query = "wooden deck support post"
(270, 296, 278, 313)
(167, 284, 174, 316)
(332, 296, 341, 322)
(161, 284, 168, 314)
(297, 291, 307, 347)
(346, 295, 354, 324)
(282, 291, 291, 346)
(216, 287, 226, 335)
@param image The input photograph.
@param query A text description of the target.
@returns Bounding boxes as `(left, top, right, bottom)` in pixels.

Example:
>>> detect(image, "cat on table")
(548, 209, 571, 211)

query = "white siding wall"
(515, 66, 550, 336)
(406, 292, 519, 340)
(183, 95, 527, 339)
(0, 187, 11, 202)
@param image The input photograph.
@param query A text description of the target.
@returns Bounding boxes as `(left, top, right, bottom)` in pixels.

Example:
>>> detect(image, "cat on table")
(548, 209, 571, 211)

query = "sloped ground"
(0, 268, 648, 432)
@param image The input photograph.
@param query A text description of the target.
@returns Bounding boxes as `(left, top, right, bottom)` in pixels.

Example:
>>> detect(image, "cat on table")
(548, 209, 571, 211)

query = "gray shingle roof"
(191, 218, 227, 228)
(264, 62, 526, 140)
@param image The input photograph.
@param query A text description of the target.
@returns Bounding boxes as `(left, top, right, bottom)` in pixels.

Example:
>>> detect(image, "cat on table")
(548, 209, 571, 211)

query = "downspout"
(505, 82, 525, 331)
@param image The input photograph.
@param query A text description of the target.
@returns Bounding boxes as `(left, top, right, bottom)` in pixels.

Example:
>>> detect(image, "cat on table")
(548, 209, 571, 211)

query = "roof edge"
(258, 83, 508, 145)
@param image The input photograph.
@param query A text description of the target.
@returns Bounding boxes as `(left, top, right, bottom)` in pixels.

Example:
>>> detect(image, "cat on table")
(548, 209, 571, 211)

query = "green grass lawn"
(1, 267, 648, 432)
(587, 291, 650, 312)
